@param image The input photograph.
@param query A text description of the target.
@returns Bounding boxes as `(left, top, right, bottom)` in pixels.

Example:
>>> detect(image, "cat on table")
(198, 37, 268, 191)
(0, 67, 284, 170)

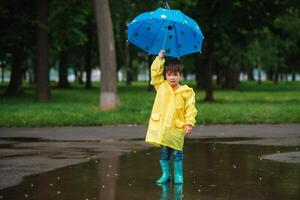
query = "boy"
(145, 50, 197, 184)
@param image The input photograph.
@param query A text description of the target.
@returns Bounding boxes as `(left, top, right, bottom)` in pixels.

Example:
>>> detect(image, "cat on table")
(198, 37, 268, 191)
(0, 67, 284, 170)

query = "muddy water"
(0, 139, 299, 200)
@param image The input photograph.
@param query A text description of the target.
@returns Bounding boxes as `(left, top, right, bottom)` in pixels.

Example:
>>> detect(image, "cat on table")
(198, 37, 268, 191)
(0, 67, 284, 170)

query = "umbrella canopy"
(127, 7, 204, 58)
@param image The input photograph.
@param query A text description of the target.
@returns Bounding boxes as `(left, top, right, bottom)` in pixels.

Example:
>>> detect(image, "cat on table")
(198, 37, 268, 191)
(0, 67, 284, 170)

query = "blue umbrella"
(127, 6, 204, 58)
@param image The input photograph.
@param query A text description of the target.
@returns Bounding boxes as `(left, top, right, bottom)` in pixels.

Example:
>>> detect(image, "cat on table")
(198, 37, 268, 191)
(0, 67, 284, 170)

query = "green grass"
(0, 81, 300, 127)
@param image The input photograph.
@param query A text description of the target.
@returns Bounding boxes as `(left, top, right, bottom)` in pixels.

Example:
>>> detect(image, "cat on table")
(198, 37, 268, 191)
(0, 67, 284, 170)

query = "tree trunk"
(247, 66, 254, 81)
(266, 69, 273, 81)
(215, 65, 221, 85)
(36, 0, 50, 101)
(257, 57, 262, 85)
(125, 45, 133, 86)
(5, 49, 23, 96)
(273, 69, 279, 84)
(195, 54, 213, 101)
(194, 54, 203, 89)
(223, 66, 239, 89)
(85, 17, 92, 89)
(204, 58, 214, 101)
(279, 73, 283, 81)
(57, 50, 70, 88)
(94, 0, 118, 110)
(1, 66, 4, 83)
(291, 66, 296, 81)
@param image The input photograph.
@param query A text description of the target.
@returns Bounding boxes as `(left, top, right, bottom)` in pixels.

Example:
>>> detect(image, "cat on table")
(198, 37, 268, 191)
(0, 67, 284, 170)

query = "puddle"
(0, 139, 300, 199)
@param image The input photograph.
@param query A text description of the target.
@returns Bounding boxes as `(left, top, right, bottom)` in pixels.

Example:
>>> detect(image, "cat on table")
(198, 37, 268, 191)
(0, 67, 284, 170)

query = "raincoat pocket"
(175, 118, 185, 129)
(151, 113, 161, 121)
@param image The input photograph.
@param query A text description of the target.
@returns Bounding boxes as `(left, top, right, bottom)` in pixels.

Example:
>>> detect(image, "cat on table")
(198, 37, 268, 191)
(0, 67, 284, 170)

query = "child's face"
(165, 70, 181, 87)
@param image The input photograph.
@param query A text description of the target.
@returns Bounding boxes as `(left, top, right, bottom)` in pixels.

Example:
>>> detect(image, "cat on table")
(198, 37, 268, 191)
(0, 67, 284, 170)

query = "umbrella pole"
(165, 1, 170, 10)
(162, 28, 168, 51)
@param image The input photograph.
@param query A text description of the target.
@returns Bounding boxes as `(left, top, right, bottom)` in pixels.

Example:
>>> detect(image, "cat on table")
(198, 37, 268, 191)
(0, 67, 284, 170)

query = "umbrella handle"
(165, 1, 170, 10)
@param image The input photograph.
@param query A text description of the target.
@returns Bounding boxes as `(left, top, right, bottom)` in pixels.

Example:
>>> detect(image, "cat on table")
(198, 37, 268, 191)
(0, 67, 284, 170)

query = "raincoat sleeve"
(150, 56, 165, 91)
(184, 89, 197, 126)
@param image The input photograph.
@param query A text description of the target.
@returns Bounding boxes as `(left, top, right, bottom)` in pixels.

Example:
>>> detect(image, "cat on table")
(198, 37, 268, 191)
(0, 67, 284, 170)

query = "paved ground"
(0, 124, 299, 190)
(1, 124, 300, 140)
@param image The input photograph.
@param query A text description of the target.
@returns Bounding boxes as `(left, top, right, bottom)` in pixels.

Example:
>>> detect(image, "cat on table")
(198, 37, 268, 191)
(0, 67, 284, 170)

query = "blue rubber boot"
(156, 160, 171, 183)
(173, 161, 183, 184)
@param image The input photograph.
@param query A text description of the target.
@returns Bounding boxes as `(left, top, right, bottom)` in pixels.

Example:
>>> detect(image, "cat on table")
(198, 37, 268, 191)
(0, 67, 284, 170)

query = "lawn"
(0, 81, 300, 127)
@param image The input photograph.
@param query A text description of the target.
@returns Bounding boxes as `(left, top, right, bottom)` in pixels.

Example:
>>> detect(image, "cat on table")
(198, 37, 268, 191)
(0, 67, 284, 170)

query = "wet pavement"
(0, 124, 300, 199)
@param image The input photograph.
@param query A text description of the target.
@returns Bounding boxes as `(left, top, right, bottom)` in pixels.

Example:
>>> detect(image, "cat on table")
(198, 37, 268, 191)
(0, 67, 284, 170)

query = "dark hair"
(164, 59, 184, 76)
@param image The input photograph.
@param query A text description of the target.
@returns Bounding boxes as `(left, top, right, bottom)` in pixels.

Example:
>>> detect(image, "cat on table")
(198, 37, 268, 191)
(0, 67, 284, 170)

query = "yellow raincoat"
(145, 57, 197, 151)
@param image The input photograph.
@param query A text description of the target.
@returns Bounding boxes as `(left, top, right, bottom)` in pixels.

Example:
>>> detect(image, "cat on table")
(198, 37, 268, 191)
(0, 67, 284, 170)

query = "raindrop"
(129, 183, 132, 187)
(193, 180, 196, 184)
(57, 191, 61, 195)
(259, 157, 263, 161)
(57, 176, 61, 180)
(147, 27, 151, 31)
(109, 164, 112, 168)
(167, 25, 173, 30)
(106, 174, 110, 177)
(95, 160, 99, 163)
(259, 177, 263, 181)
(102, 185, 105, 188)
(0, 195, 3, 199)
(277, 150, 281, 153)
(132, 150, 137, 153)
(115, 173, 118, 176)
(194, 45, 198, 49)
(134, 33, 138, 37)
(181, 31, 184, 35)
(145, 46, 149, 50)
(296, 148, 298, 150)
(30, 183, 34, 187)
(232, 164, 237, 169)
(197, 189, 201, 192)
(25, 194, 29, 198)
(146, 152, 151, 156)
(50, 183, 54, 187)
(168, 35, 173, 39)
(166, 48, 171, 54)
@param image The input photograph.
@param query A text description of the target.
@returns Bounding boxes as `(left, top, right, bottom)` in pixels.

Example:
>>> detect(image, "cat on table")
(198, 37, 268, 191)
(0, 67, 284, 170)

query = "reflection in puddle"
(0, 139, 300, 200)
(157, 183, 183, 200)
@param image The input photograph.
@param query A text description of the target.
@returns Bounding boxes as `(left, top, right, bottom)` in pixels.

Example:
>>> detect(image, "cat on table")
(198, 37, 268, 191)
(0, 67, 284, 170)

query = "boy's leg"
(173, 150, 184, 184)
(156, 146, 171, 183)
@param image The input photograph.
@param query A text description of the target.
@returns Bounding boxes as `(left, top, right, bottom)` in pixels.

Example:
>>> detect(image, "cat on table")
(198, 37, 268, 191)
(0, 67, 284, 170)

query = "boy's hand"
(159, 50, 165, 58)
(184, 124, 193, 135)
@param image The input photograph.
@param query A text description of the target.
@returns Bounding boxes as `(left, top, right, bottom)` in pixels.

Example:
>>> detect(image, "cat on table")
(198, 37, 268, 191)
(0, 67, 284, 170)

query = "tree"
(49, 0, 88, 88)
(94, 0, 118, 110)
(1, 0, 36, 95)
(36, 0, 50, 101)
